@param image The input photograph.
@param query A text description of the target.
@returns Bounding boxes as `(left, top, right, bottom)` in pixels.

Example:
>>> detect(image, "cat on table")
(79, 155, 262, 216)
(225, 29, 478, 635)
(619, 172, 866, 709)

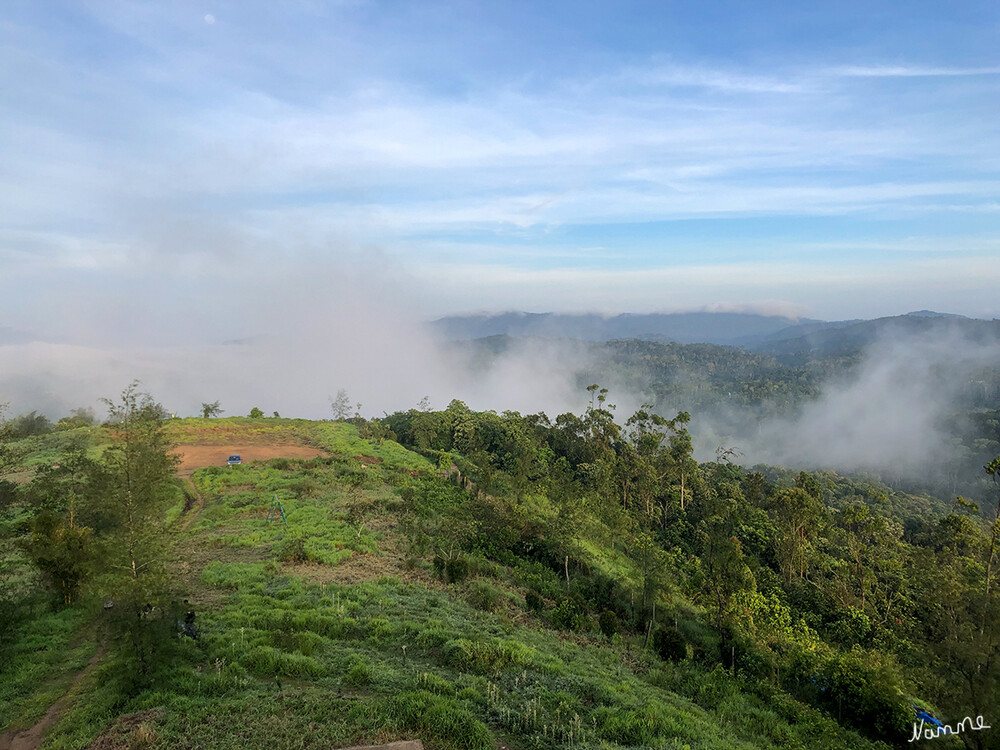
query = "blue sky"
(2, 0, 1000, 343)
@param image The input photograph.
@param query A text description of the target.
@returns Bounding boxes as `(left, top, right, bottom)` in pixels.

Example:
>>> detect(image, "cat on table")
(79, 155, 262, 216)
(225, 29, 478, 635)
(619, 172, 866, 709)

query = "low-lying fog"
(3, 265, 998, 487)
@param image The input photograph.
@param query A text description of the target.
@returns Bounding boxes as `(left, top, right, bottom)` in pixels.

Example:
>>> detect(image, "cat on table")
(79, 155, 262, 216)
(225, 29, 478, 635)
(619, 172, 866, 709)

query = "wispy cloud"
(833, 65, 1000, 77)
(0, 0, 998, 340)
(606, 63, 807, 94)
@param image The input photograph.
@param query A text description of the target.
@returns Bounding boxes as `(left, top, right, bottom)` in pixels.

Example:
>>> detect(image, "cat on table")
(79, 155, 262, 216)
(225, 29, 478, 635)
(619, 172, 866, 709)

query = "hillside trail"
(0, 648, 103, 750)
(178, 477, 203, 531)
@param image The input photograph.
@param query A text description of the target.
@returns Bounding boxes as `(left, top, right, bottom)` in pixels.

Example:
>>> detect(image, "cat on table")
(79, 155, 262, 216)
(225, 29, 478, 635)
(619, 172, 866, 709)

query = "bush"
(732, 639, 773, 680)
(278, 535, 308, 563)
(524, 590, 543, 612)
(653, 627, 687, 662)
(442, 638, 533, 675)
(598, 610, 619, 640)
(417, 672, 455, 695)
(445, 558, 469, 584)
(467, 581, 502, 612)
(595, 701, 682, 746)
(240, 645, 323, 679)
(824, 650, 911, 743)
(828, 607, 872, 646)
(345, 653, 373, 686)
(432, 556, 470, 584)
(551, 595, 587, 631)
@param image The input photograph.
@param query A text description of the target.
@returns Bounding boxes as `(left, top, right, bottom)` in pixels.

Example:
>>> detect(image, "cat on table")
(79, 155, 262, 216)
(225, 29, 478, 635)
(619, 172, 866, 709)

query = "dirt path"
(0, 649, 103, 750)
(178, 478, 204, 531)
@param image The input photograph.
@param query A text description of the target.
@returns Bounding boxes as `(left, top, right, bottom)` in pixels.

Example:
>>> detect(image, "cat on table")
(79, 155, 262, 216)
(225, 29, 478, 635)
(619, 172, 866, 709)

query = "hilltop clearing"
(173, 445, 329, 477)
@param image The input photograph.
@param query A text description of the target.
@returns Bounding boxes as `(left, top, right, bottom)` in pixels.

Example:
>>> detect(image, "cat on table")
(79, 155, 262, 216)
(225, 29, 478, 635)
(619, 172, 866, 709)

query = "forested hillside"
(455, 334, 1000, 505)
(2, 384, 998, 748)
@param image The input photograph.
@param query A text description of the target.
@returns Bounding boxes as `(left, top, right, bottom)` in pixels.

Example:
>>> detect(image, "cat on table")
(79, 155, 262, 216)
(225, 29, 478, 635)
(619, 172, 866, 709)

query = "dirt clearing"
(173, 444, 329, 477)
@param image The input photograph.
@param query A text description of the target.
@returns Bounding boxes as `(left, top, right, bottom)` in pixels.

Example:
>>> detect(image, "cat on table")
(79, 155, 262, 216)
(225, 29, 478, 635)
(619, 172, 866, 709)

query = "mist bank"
(446, 324, 1000, 499)
(695, 329, 1000, 477)
(3, 309, 998, 503)
(0, 333, 588, 425)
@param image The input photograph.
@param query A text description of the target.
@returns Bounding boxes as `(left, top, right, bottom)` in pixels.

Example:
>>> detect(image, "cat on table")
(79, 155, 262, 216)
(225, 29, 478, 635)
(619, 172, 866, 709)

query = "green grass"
(0, 606, 97, 731)
(41, 568, 884, 749)
(307, 422, 433, 471)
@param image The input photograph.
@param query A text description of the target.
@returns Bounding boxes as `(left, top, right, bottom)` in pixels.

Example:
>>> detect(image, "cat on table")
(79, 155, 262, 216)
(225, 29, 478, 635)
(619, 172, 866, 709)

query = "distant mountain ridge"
(430, 310, 998, 359)
(753, 312, 998, 362)
(430, 311, 819, 346)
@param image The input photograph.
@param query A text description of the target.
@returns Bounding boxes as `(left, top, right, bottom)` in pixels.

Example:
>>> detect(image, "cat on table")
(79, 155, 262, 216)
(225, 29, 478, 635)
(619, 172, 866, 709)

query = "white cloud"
(833, 65, 1000, 77)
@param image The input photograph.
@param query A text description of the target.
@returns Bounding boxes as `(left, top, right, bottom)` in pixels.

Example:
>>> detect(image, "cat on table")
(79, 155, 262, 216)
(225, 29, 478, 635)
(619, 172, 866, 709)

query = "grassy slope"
(8, 420, 885, 749)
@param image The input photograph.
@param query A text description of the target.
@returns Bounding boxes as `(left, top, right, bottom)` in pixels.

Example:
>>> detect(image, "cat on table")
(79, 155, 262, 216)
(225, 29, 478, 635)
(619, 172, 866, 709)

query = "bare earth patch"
(85, 709, 164, 750)
(286, 552, 408, 586)
(173, 444, 329, 477)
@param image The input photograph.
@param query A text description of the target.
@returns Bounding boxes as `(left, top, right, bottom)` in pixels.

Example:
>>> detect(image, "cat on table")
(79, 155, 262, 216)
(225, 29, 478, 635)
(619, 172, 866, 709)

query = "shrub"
(653, 627, 687, 662)
(824, 650, 911, 743)
(200, 561, 272, 591)
(551, 595, 587, 631)
(445, 558, 469, 584)
(417, 672, 455, 695)
(828, 607, 872, 646)
(278, 535, 308, 563)
(598, 610, 619, 640)
(240, 645, 323, 679)
(524, 590, 544, 612)
(345, 654, 373, 686)
(416, 626, 456, 649)
(695, 665, 737, 710)
(595, 701, 682, 746)
(467, 581, 502, 612)
(442, 638, 533, 675)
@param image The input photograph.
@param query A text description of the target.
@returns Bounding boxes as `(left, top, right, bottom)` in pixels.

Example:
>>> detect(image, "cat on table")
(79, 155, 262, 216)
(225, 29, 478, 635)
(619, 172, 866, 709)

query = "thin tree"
(984, 457, 1000, 601)
(331, 389, 352, 421)
(99, 382, 179, 680)
(201, 401, 223, 419)
(102, 382, 177, 579)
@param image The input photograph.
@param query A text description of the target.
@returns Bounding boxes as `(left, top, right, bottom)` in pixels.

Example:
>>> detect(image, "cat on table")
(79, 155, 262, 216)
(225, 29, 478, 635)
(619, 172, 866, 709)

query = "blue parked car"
(227, 454, 242, 466)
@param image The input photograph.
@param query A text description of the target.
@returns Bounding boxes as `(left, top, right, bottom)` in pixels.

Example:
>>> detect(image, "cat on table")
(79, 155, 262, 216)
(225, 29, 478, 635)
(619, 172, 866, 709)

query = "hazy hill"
(754, 312, 999, 363)
(433, 310, 999, 362)
(430, 311, 814, 345)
